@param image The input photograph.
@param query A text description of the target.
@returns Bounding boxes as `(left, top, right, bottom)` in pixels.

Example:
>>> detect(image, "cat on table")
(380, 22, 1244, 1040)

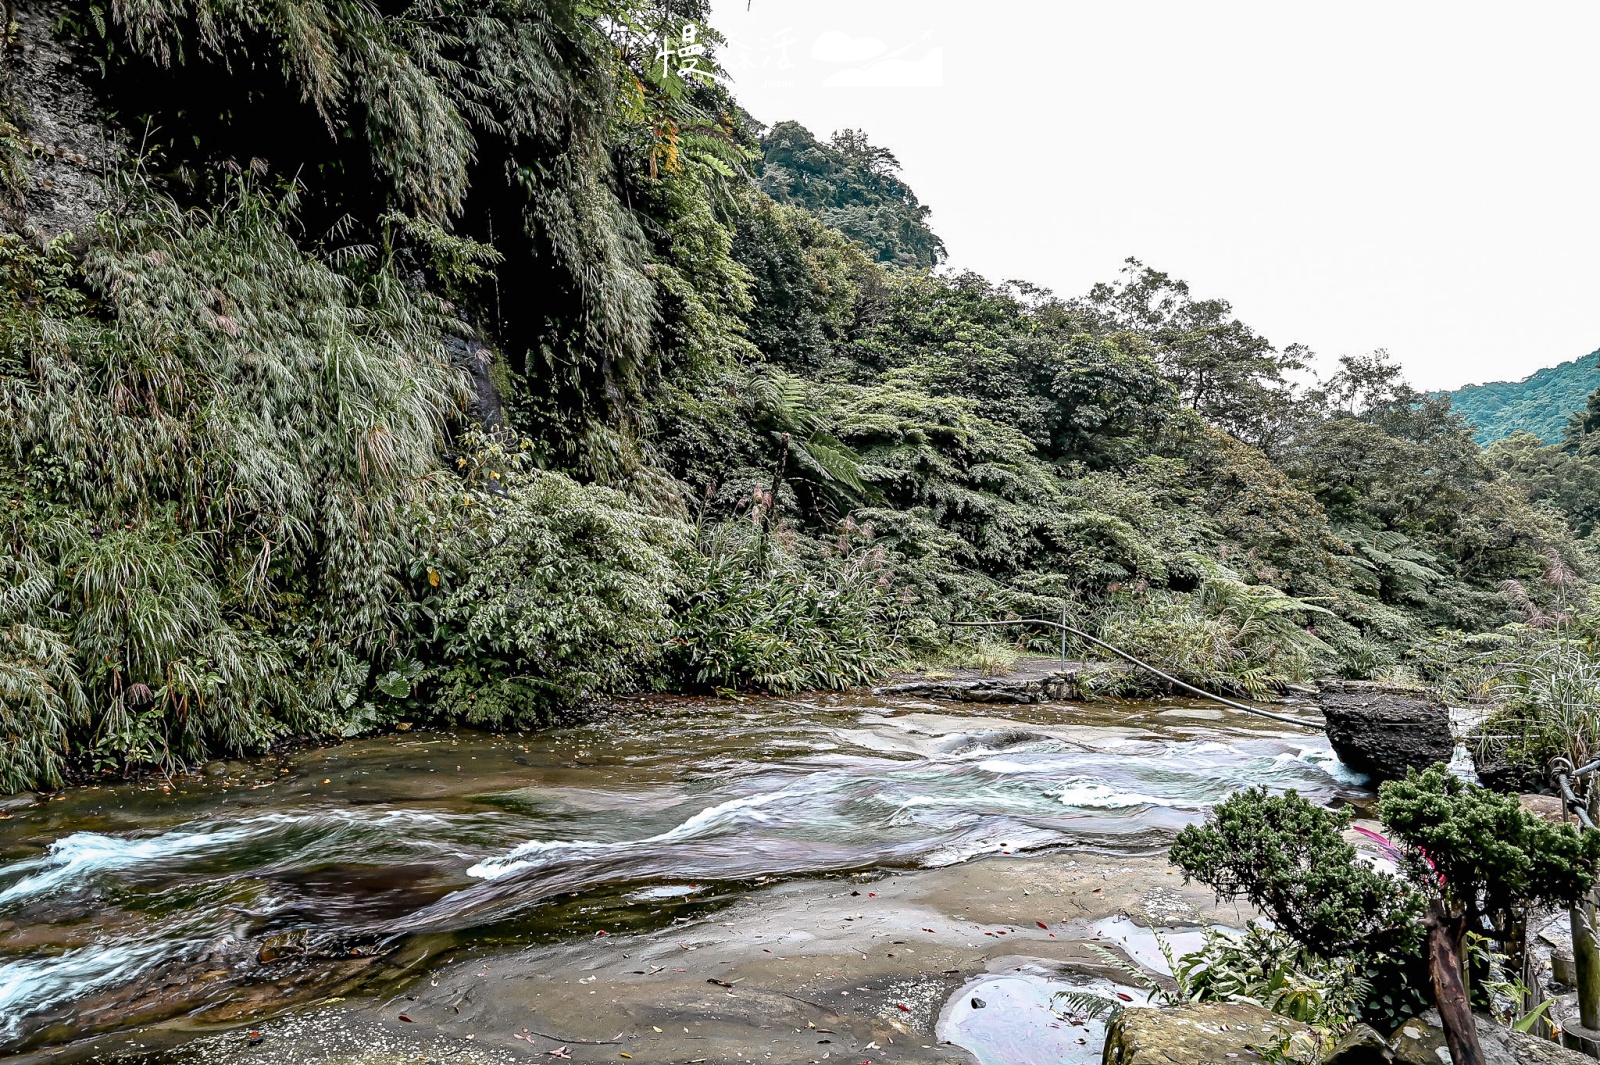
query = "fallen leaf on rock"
(1036, 921, 1049, 929)
(398, 1014, 413, 1022)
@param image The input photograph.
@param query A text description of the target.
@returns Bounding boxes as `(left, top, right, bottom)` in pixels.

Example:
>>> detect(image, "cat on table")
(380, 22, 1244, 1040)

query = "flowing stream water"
(0, 692, 1364, 1059)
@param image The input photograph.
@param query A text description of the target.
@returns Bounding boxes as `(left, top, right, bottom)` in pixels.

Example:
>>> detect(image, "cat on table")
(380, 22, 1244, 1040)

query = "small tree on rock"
(1172, 770, 1600, 1065)
(1169, 786, 1422, 960)
(1378, 765, 1600, 1065)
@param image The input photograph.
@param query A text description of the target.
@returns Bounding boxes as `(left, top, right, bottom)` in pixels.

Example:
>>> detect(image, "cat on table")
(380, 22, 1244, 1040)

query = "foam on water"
(467, 788, 809, 879)
(0, 939, 186, 1040)
(1279, 745, 1370, 786)
(0, 821, 281, 907)
(465, 735, 1362, 883)
(1056, 780, 1178, 809)
(0, 808, 469, 909)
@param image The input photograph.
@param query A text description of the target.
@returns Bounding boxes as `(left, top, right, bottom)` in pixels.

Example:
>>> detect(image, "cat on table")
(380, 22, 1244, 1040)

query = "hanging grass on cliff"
(0, 181, 468, 782)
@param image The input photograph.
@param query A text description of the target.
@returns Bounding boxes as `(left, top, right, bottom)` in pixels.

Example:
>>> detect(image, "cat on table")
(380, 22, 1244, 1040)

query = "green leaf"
(1513, 998, 1554, 1033)
(376, 671, 412, 699)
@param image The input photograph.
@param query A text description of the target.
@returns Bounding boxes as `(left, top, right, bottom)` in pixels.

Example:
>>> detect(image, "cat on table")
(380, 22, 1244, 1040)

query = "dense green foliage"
(432, 456, 685, 727)
(1, 188, 465, 779)
(1447, 349, 1600, 445)
(0, 0, 1597, 788)
(1378, 765, 1600, 931)
(1170, 787, 1422, 960)
(757, 122, 945, 270)
(1170, 788, 1427, 1029)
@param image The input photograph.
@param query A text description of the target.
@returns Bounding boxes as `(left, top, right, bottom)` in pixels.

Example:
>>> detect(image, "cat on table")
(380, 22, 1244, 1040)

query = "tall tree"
(757, 121, 945, 270)
(1079, 258, 1301, 450)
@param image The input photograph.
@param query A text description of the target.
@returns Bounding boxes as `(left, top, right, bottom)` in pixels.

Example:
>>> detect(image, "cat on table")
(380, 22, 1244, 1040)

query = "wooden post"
(1567, 781, 1600, 1057)
(1574, 899, 1600, 1029)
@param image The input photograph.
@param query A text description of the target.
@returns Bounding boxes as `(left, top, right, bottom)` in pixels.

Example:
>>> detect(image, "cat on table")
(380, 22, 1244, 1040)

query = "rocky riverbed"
(0, 688, 1351, 1064)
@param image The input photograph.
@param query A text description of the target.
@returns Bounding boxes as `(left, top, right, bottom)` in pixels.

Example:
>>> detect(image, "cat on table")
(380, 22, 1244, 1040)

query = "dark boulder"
(1319, 681, 1454, 783)
(1473, 745, 1548, 794)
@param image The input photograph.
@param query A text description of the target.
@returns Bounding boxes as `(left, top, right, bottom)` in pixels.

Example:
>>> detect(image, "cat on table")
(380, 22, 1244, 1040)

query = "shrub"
(0, 185, 466, 781)
(1377, 765, 1600, 940)
(433, 466, 683, 727)
(1170, 787, 1423, 961)
(1174, 771, 1600, 1055)
(1171, 924, 1369, 1028)
(1097, 559, 1335, 697)
(663, 524, 897, 693)
(0, 546, 85, 791)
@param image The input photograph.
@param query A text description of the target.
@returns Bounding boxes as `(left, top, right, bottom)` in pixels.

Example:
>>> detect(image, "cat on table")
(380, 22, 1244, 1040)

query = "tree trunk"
(1426, 899, 1484, 1065)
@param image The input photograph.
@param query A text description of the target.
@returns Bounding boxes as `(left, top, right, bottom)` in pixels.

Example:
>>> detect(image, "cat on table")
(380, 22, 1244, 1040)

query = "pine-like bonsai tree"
(1172, 771, 1600, 1065)
(1169, 786, 1422, 959)
(1378, 765, 1600, 1065)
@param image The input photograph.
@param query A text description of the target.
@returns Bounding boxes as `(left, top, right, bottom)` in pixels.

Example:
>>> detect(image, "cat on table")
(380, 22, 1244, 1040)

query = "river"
(0, 690, 1363, 1063)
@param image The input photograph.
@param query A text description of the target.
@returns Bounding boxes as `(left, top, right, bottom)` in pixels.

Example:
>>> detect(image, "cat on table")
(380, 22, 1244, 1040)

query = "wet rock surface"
(876, 658, 1154, 703)
(4, 0, 121, 241)
(0, 697, 1360, 1062)
(1320, 1023, 1393, 1063)
(1101, 1002, 1307, 1063)
(1318, 681, 1454, 782)
(1389, 1012, 1591, 1065)
(13, 853, 1256, 1065)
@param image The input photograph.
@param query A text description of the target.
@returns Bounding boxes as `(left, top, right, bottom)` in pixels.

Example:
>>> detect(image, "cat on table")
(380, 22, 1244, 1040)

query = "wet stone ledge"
(873, 658, 1157, 704)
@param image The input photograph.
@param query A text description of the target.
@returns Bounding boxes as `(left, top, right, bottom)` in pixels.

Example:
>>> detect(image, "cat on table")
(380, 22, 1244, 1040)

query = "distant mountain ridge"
(1446, 349, 1600, 444)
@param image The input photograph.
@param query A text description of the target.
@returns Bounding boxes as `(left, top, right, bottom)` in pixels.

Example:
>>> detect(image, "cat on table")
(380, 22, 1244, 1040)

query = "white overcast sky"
(705, 0, 1600, 391)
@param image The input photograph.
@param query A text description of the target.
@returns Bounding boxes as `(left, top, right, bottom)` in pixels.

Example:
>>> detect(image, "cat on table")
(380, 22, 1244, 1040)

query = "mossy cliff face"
(2, 0, 117, 240)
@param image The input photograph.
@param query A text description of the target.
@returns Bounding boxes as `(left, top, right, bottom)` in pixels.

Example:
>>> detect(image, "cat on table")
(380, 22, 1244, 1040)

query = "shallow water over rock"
(0, 692, 1354, 1056)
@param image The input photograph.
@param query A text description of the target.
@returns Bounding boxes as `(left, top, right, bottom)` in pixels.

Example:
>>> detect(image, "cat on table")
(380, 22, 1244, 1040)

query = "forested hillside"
(1447, 348, 1600, 443)
(0, 0, 1595, 792)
